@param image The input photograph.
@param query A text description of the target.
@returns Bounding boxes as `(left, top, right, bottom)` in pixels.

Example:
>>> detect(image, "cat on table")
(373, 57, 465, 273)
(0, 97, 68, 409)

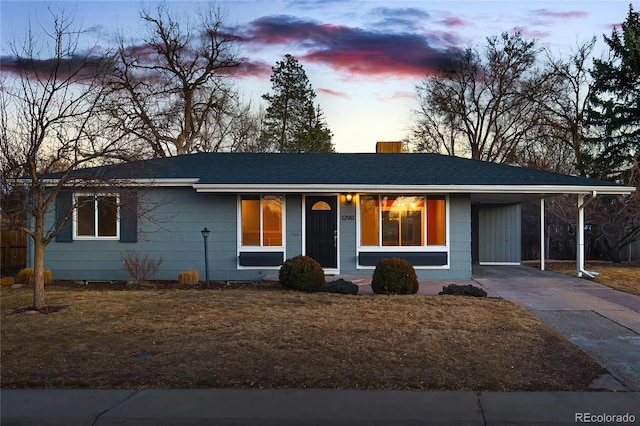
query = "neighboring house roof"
(60, 152, 635, 202)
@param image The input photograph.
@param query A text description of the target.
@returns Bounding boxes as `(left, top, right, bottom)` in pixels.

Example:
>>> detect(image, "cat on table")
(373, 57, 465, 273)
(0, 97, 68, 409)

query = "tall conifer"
(261, 54, 333, 152)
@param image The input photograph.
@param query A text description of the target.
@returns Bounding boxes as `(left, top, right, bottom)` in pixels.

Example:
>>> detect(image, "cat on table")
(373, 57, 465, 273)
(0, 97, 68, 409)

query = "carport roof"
(61, 152, 635, 199)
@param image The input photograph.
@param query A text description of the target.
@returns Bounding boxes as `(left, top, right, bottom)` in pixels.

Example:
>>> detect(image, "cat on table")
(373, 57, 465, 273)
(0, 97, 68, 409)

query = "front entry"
(305, 196, 338, 269)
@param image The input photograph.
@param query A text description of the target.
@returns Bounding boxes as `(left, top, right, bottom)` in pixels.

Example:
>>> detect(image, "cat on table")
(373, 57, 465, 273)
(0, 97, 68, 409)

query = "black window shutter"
(55, 191, 73, 242)
(120, 192, 138, 243)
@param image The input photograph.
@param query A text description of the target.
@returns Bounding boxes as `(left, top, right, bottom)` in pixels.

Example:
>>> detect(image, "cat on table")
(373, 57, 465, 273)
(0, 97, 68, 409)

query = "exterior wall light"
(201, 227, 211, 289)
(345, 194, 353, 202)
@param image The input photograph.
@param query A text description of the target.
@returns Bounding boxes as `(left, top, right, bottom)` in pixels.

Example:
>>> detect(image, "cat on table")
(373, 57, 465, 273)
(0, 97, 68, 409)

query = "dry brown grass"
(1, 284, 602, 391)
(540, 261, 640, 296)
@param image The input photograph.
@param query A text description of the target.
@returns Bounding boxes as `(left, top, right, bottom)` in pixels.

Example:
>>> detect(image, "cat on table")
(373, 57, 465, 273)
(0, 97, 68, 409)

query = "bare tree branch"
(410, 32, 557, 165)
(106, 3, 243, 157)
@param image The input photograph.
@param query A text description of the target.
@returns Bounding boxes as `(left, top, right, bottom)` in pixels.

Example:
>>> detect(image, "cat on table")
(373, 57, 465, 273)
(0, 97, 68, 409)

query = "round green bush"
(371, 258, 419, 295)
(279, 255, 325, 292)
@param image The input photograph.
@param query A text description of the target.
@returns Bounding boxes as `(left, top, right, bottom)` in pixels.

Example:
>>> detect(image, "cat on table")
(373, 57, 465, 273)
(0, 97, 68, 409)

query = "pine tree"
(261, 54, 334, 152)
(585, 4, 640, 182)
(582, 5, 640, 262)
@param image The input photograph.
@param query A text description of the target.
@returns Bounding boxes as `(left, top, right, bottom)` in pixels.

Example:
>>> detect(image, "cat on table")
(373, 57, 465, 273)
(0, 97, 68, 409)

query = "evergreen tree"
(261, 54, 334, 152)
(585, 4, 640, 182)
(581, 5, 640, 262)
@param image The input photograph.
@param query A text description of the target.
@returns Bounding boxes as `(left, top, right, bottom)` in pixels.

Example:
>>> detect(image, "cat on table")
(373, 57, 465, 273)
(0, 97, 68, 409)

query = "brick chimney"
(375, 141, 403, 153)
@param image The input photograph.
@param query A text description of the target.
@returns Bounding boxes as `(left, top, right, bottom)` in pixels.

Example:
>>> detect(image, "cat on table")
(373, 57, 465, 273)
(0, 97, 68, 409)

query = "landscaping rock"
(319, 279, 358, 295)
(10, 283, 24, 289)
(439, 283, 487, 297)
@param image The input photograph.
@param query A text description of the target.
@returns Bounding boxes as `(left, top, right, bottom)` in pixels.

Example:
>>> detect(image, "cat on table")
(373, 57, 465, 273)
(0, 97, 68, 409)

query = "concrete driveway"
(473, 265, 640, 391)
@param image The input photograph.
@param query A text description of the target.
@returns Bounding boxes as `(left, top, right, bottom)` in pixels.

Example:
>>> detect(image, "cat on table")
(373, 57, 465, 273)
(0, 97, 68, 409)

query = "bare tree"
(0, 8, 128, 309)
(411, 32, 557, 164)
(228, 101, 267, 152)
(107, 3, 242, 157)
(535, 39, 597, 176)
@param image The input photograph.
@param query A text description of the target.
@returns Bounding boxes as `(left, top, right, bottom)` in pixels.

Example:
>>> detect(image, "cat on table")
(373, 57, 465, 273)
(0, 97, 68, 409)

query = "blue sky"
(1, 1, 636, 152)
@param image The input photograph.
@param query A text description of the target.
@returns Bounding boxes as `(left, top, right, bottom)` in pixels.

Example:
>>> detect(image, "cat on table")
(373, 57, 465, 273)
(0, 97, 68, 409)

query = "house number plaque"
(341, 215, 355, 221)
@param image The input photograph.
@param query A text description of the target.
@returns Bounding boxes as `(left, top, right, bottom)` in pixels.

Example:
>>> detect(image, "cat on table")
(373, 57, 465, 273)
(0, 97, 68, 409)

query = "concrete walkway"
(2, 388, 639, 425)
(473, 265, 640, 391)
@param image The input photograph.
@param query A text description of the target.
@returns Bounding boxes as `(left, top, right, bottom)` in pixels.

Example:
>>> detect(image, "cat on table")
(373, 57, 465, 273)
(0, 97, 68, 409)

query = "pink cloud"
(237, 15, 457, 79)
(531, 9, 589, 19)
(441, 17, 467, 27)
(511, 27, 552, 40)
(317, 88, 348, 98)
(223, 59, 272, 78)
(0, 53, 108, 83)
(377, 91, 415, 102)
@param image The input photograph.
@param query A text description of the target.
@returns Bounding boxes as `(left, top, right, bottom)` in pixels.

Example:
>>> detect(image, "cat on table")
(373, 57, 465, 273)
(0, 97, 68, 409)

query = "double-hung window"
(74, 194, 119, 239)
(360, 195, 446, 247)
(240, 195, 283, 247)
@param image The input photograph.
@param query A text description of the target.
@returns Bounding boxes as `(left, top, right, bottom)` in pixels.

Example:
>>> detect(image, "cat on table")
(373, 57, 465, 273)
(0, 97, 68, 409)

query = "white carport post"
(577, 192, 599, 278)
(577, 194, 585, 277)
(540, 198, 545, 271)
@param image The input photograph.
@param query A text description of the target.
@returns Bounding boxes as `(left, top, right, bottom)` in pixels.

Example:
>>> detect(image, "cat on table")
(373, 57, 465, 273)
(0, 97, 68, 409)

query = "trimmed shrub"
(279, 255, 325, 292)
(439, 283, 487, 297)
(179, 270, 200, 285)
(371, 258, 419, 295)
(319, 279, 358, 295)
(16, 268, 53, 286)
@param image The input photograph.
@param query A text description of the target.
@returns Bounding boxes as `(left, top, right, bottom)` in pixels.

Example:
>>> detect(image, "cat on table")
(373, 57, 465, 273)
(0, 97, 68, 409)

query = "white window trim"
(355, 193, 450, 269)
(73, 193, 120, 240)
(237, 194, 286, 270)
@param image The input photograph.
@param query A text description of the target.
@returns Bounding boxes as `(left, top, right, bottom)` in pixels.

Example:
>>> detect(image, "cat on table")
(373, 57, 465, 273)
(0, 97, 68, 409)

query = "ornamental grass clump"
(178, 270, 200, 285)
(279, 255, 325, 292)
(16, 268, 53, 286)
(371, 258, 419, 295)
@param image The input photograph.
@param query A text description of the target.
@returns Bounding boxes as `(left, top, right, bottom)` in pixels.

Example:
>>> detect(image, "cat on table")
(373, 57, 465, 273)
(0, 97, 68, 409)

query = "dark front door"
(305, 196, 338, 269)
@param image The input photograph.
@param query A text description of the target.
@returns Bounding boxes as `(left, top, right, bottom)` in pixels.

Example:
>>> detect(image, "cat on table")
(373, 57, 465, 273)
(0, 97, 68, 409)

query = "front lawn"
(0, 283, 602, 391)
(537, 261, 640, 296)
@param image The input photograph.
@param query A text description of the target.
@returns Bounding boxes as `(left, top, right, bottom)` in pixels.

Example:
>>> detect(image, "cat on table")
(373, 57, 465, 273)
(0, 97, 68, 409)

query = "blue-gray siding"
(478, 204, 521, 264)
(443, 194, 472, 279)
(43, 189, 473, 281)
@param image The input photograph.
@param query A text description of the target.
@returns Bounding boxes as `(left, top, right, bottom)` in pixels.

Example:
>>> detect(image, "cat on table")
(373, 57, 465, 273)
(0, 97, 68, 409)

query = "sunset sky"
(1, 1, 635, 152)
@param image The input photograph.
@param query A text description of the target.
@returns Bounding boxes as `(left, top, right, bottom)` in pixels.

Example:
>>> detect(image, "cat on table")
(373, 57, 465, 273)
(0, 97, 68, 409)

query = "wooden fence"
(1, 228, 27, 276)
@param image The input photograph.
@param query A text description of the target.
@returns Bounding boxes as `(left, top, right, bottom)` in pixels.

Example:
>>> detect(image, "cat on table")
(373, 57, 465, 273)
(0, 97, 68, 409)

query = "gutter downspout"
(540, 198, 545, 271)
(577, 191, 599, 278)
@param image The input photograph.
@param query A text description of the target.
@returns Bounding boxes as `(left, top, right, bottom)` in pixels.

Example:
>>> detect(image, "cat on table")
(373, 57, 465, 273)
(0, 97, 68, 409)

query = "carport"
(470, 185, 635, 277)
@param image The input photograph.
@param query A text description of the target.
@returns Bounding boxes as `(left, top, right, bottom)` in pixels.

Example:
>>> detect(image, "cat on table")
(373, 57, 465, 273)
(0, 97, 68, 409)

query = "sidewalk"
(2, 388, 639, 425)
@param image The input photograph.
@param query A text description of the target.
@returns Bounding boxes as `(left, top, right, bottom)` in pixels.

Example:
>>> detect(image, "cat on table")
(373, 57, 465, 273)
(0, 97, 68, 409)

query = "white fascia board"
(124, 178, 200, 187)
(192, 183, 636, 195)
(42, 178, 200, 187)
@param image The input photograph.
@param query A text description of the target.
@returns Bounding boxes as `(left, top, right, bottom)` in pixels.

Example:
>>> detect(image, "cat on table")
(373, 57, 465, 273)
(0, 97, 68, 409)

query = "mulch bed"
(2, 305, 69, 315)
(49, 279, 282, 291)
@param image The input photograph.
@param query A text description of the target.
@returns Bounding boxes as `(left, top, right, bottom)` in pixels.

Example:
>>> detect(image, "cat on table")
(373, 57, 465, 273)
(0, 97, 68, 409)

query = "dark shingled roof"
(81, 152, 628, 189)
